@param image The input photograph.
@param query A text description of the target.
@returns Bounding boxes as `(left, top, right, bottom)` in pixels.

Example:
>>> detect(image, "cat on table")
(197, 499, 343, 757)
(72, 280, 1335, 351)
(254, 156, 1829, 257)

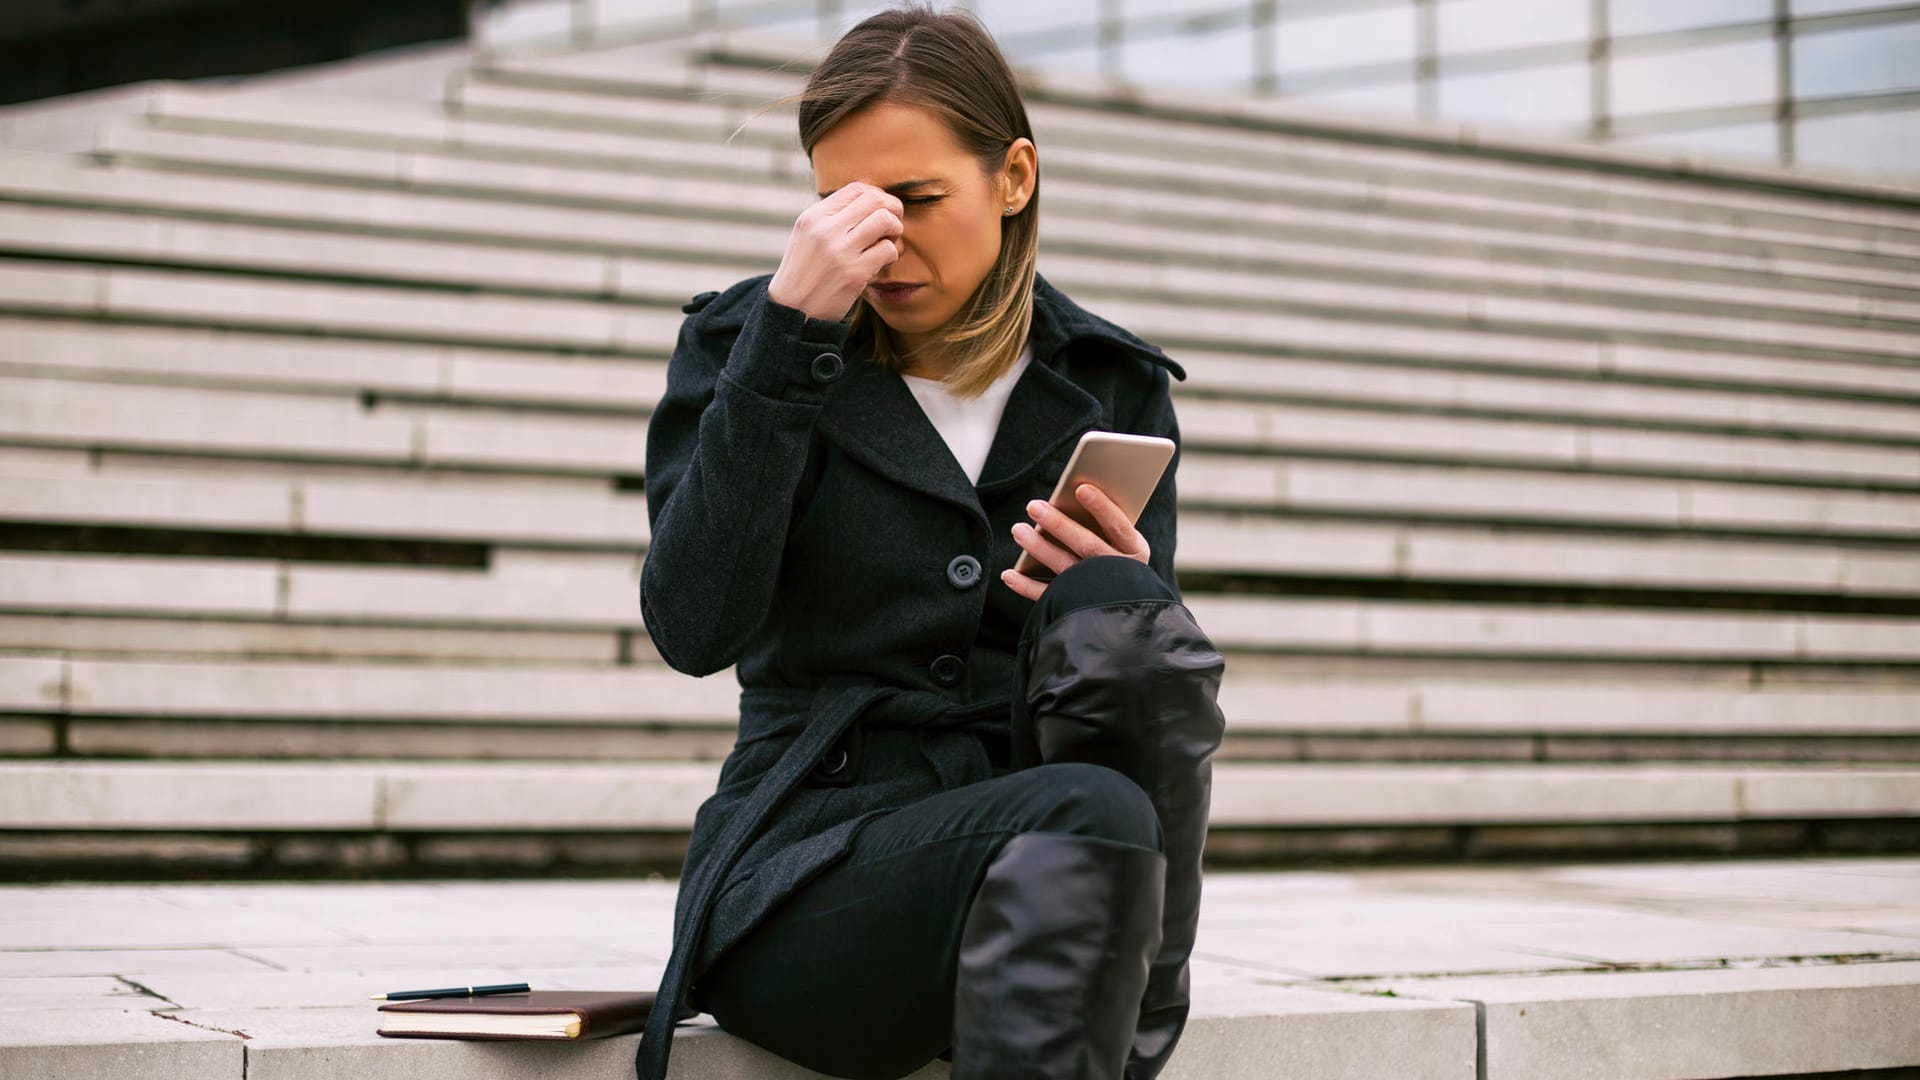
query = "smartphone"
(1012, 430, 1176, 582)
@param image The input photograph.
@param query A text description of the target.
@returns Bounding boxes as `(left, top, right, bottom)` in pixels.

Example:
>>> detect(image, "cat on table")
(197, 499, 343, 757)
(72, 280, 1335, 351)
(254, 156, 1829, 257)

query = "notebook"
(376, 990, 659, 1040)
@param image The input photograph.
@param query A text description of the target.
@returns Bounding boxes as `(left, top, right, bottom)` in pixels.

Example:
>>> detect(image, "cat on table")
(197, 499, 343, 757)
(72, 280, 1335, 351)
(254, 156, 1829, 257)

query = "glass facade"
(479, 0, 1920, 178)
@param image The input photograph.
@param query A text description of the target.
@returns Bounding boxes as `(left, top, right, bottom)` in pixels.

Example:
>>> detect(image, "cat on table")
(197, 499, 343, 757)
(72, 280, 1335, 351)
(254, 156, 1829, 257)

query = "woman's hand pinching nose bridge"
(1000, 482, 1152, 602)
(767, 181, 906, 322)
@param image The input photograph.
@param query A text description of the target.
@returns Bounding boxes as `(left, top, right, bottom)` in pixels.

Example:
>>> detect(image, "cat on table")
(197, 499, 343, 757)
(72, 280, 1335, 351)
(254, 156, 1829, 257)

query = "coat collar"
(1025, 271, 1187, 383)
(811, 271, 1183, 516)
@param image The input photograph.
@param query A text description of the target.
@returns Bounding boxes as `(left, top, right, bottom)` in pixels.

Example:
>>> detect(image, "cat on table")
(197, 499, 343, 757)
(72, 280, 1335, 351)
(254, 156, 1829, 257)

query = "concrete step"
(12, 237, 1914, 413)
(88, 104, 1920, 303)
(2, 759, 1915, 830)
(1189, 592, 1920, 662)
(1180, 347, 1920, 442)
(8, 862, 1917, 1077)
(67, 122, 1920, 368)
(103, 81, 1920, 280)
(465, 24, 1920, 228)
(9, 440, 1920, 550)
(588, 57, 1920, 264)
(1172, 395, 1920, 486)
(10, 454, 1920, 568)
(0, 654, 730, 726)
(10, 193, 1917, 364)
(5, 654, 1919, 739)
(693, 33, 1920, 214)
(13, 604, 1918, 678)
(5, 453, 1919, 595)
(26, 101, 1920, 328)
(479, 51, 1920, 246)
(6, 311, 1920, 445)
(116, 76, 1920, 282)
(18, 139, 1920, 331)
(4, 548, 1919, 661)
(19, 716, 1920, 766)
(0, 456, 652, 546)
(1044, 252, 1920, 361)
(1181, 453, 1920, 539)
(0, 610, 626, 666)
(0, 256, 679, 352)
(8, 349, 1919, 492)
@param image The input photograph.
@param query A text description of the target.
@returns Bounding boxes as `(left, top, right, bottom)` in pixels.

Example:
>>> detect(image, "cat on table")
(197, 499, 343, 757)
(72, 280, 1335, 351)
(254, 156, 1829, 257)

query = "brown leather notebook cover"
(376, 990, 658, 1041)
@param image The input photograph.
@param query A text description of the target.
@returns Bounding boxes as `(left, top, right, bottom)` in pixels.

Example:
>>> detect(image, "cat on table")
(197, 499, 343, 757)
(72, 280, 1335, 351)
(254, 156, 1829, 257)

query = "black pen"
(369, 982, 531, 1001)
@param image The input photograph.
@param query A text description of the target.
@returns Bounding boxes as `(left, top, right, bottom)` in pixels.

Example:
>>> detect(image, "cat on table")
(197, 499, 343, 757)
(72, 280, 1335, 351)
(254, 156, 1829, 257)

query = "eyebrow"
(816, 178, 943, 198)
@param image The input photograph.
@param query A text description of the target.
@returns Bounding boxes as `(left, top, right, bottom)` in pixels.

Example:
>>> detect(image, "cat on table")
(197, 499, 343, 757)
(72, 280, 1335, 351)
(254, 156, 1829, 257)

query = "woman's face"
(811, 100, 1034, 354)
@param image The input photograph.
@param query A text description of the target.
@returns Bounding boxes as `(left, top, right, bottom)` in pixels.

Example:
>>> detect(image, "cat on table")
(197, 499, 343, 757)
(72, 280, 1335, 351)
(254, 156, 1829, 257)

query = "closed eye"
(903, 195, 944, 206)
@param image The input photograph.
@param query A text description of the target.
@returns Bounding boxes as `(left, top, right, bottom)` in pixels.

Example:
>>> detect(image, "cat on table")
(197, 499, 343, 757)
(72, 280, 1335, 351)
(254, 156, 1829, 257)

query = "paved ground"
(6, 855, 1920, 1079)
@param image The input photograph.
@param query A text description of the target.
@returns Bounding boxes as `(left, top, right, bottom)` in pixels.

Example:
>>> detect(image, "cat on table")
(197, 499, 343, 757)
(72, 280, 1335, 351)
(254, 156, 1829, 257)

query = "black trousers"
(695, 556, 1177, 1080)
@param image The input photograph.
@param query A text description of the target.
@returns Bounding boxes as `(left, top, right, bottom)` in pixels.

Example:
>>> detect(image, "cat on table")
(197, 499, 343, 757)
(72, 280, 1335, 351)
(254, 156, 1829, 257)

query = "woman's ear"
(1001, 138, 1037, 212)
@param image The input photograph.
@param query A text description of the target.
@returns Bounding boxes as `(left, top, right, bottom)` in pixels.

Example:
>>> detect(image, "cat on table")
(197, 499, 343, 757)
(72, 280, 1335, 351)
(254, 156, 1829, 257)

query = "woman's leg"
(949, 821, 1163, 1080)
(695, 760, 1163, 1080)
(1012, 555, 1228, 1080)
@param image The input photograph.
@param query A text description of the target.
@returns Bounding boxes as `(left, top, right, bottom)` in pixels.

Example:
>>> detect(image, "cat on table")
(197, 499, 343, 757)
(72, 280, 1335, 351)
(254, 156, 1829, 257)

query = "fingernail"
(1027, 499, 1046, 515)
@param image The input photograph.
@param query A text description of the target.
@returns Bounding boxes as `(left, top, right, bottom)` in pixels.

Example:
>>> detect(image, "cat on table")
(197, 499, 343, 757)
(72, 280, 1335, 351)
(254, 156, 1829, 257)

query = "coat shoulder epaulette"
(678, 274, 773, 332)
(1070, 321, 1187, 382)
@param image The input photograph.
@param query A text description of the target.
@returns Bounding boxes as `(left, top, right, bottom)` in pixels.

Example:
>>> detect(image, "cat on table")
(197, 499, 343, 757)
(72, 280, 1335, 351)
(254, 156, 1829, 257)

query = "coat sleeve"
(640, 281, 853, 676)
(1125, 361, 1184, 603)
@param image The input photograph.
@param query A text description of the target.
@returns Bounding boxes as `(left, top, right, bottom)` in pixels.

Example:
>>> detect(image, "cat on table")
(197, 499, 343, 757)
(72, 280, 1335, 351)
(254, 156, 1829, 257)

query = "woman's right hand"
(767, 182, 905, 322)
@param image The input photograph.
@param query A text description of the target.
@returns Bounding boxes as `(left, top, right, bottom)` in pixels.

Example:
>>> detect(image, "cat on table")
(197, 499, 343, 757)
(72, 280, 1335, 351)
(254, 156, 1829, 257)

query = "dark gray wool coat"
(632, 269, 1188, 1080)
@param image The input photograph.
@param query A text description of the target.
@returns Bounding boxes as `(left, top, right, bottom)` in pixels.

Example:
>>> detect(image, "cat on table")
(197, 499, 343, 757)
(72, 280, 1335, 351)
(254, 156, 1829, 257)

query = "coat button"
(818, 747, 849, 777)
(945, 554, 982, 589)
(930, 653, 966, 687)
(811, 351, 845, 384)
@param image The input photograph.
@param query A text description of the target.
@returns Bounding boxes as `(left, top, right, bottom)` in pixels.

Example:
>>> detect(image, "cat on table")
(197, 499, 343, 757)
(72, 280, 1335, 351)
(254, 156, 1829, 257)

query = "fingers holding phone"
(1068, 483, 1152, 563)
(1004, 483, 1153, 601)
(768, 182, 905, 322)
(1003, 432, 1173, 602)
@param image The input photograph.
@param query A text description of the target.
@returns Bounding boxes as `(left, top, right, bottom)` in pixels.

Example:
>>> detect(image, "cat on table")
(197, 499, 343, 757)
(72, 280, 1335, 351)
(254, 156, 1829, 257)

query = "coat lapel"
(814, 335, 984, 515)
(813, 272, 1180, 510)
(974, 358, 1100, 494)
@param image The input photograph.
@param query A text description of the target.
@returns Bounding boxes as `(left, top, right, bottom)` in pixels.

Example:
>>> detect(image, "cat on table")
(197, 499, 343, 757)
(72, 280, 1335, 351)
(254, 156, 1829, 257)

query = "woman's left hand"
(1001, 482, 1152, 601)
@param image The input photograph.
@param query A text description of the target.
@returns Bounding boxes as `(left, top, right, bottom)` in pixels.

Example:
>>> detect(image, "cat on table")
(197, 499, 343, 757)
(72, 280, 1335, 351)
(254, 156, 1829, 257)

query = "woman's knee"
(1028, 555, 1174, 630)
(1014, 762, 1162, 852)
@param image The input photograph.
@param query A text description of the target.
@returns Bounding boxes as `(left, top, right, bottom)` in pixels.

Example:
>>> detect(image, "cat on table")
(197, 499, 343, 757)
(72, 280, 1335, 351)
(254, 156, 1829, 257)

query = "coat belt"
(634, 680, 1008, 1080)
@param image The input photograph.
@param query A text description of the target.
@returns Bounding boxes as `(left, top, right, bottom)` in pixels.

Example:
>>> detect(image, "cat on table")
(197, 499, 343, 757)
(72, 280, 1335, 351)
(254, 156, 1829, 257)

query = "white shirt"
(900, 340, 1034, 486)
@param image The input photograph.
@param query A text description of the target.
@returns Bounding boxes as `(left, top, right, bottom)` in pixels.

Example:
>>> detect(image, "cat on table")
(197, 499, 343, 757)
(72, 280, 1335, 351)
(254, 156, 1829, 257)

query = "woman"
(635, 5, 1226, 1079)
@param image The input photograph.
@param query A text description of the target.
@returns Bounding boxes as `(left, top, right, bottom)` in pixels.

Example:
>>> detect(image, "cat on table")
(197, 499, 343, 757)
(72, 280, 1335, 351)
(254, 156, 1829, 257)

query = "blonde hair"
(760, 2, 1039, 398)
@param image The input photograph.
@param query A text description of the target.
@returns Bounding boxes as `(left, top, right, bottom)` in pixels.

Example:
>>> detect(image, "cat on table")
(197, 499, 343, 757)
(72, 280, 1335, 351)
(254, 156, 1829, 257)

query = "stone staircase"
(1, 27, 1918, 880)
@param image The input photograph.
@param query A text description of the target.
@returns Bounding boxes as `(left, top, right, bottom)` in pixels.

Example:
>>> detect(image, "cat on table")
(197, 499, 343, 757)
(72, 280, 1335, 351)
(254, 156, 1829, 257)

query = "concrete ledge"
(4, 859, 1917, 1077)
(2, 1008, 242, 1080)
(1349, 961, 1920, 1079)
